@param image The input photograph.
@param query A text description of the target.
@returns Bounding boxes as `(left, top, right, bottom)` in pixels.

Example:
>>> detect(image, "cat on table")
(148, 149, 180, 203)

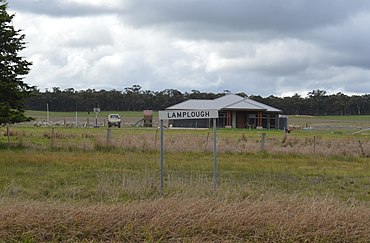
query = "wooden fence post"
(358, 139, 366, 157)
(261, 133, 266, 151)
(106, 128, 111, 145)
(7, 125, 10, 145)
(51, 127, 55, 148)
(154, 130, 158, 149)
(204, 132, 210, 152)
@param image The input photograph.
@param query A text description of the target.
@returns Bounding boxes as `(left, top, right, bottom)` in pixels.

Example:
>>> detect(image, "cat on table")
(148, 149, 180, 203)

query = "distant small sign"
(93, 108, 100, 113)
(159, 110, 218, 120)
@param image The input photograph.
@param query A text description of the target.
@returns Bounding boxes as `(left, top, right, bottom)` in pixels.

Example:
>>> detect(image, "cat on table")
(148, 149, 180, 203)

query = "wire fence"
(1, 126, 369, 158)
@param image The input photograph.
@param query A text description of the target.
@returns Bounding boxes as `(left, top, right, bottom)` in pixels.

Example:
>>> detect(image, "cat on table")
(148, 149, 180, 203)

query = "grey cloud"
(308, 13, 370, 69)
(121, 0, 370, 78)
(63, 27, 114, 49)
(122, 0, 368, 35)
(9, 0, 120, 17)
(11, 0, 369, 33)
(10, 0, 370, 96)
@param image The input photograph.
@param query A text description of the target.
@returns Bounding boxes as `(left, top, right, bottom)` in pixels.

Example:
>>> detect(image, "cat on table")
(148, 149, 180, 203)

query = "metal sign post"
(213, 118, 217, 192)
(160, 120, 164, 193)
(158, 110, 219, 193)
(93, 107, 100, 128)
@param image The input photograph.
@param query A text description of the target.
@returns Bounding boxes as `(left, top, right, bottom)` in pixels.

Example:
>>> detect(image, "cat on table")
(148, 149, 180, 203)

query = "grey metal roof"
(213, 94, 244, 105)
(242, 98, 282, 112)
(224, 100, 266, 111)
(166, 94, 282, 113)
(166, 100, 212, 110)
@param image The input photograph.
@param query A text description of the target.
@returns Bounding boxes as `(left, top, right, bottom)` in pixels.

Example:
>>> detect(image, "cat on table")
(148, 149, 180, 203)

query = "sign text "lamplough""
(159, 110, 218, 120)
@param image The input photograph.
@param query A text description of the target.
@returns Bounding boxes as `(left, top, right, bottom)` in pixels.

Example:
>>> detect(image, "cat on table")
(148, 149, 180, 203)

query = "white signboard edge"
(159, 109, 219, 120)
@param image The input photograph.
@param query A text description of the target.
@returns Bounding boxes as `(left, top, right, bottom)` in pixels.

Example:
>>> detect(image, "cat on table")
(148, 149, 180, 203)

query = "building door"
(225, 111, 232, 127)
(237, 111, 247, 128)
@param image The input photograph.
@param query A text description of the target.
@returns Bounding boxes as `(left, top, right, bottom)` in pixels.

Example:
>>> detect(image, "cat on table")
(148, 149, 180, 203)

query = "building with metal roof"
(166, 94, 283, 129)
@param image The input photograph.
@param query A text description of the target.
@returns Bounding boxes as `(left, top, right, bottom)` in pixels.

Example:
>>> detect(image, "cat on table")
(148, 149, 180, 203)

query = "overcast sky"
(8, 0, 370, 97)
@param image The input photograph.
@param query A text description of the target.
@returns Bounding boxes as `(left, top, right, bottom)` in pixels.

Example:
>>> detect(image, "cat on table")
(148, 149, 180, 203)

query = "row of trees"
(0, 0, 33, 124)
(252, 90, 370, 116)
(25, 86, 370, 116)
(25, 86, 221, 112)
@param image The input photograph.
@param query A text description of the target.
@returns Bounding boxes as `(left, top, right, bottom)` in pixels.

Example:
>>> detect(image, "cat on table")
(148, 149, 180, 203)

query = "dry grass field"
(0, 114, 369, 241)
(2, 196, 370, 242)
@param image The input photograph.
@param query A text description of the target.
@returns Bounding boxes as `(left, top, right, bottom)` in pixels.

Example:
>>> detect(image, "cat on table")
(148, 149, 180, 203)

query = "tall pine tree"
(0, 0, 33, 124)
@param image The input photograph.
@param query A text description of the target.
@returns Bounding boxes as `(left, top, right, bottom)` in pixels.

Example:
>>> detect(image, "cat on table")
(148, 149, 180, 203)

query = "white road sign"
(159, 110, 219, 120)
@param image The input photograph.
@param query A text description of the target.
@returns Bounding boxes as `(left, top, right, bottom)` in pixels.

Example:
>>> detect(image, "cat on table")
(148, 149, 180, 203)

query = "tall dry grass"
(96, 132, 369, 158)
(1, 196, 369, 242)
(2, 127, 369, 157)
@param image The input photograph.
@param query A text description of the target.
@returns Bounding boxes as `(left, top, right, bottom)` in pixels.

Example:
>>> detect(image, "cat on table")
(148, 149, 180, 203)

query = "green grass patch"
(1, 149, 370, 203)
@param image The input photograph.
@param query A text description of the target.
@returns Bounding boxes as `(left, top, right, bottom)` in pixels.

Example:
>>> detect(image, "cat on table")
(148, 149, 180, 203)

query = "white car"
(108, 114, 121, 128)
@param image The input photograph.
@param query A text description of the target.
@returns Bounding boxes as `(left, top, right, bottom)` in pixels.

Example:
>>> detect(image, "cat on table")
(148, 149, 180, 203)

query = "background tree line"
(26, 85, 370, 115)
(25, 85, 370, 116)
